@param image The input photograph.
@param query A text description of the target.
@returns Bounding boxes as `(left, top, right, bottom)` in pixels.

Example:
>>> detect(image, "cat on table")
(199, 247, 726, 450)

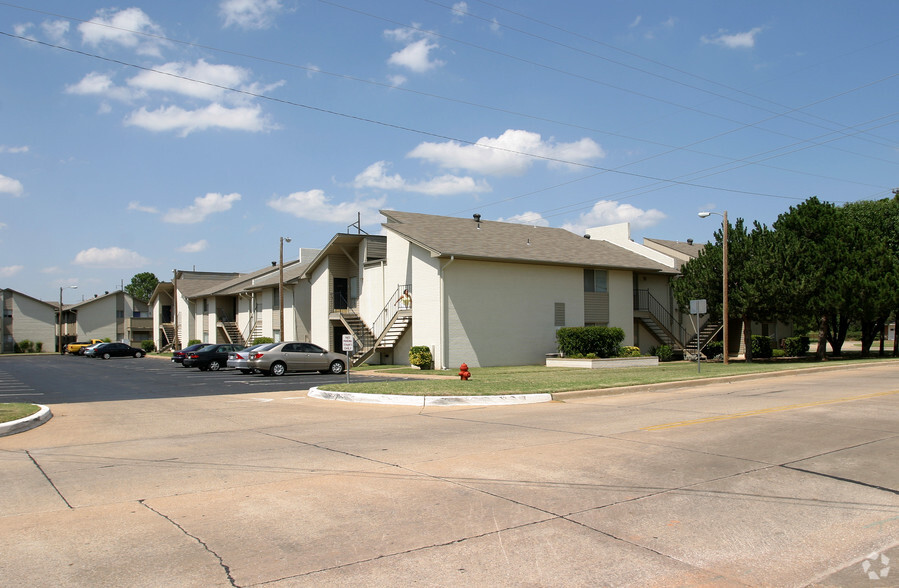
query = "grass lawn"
(0, 403, 41, 424)
(335, 355, 897, 396)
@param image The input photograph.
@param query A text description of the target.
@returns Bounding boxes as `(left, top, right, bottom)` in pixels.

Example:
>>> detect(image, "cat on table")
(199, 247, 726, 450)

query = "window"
(584, 269, 607, 293)
(554, 303, 565, 327)
(273, 290, 280, 311)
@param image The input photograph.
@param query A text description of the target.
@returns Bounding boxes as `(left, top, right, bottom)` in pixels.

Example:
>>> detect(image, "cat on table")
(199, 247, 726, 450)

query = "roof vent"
(584, 234, 591, 239)
(473, 213, 481, 222)
(687, 238, 694, 245)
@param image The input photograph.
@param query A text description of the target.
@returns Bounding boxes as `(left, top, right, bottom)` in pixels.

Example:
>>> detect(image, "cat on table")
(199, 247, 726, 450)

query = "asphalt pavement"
(1, 356, 898, 587)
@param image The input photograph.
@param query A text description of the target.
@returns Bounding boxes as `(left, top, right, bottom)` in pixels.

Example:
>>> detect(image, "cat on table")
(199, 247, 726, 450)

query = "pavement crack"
(26, 450, 72, 509)
(139, 500, 239, 587)
(780, 465, 899, 495)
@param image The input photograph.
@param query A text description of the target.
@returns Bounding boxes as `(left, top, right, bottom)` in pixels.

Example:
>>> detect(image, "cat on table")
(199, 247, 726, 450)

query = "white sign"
(690, 299, 707, 314)
(342, 334, 354, 352)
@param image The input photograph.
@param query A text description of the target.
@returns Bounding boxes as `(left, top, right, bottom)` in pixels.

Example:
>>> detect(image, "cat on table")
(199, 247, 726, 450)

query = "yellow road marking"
(642, 389, 899, 431)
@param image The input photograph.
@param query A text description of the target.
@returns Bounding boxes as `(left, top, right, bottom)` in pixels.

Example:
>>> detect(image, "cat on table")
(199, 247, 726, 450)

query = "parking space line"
(642, 389, 899, 431)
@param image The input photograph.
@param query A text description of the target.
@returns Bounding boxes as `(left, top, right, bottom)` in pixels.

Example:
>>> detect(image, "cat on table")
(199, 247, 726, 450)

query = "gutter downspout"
(439, 255, 455, 370)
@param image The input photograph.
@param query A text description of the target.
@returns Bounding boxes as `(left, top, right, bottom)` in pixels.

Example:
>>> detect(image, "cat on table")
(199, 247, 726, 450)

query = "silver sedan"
(247, 342, 348, 376)
(227, 343, 274, 374)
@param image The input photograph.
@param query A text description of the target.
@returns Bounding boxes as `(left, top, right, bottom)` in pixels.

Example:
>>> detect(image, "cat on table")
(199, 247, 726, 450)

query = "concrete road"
(1, 361, 898, 587)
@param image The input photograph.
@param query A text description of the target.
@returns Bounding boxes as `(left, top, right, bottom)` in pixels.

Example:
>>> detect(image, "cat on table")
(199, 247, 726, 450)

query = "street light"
(279, 237, 292, 343)
(58, 285, 77, 354)
(699, 210, 729, 365)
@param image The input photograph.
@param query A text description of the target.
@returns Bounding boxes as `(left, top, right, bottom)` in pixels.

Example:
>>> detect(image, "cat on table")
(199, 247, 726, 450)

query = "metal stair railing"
(634, 290, 689, 349)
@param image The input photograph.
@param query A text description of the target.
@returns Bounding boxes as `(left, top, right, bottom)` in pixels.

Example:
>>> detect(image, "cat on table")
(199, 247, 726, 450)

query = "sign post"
(690, 299, 707, 373)
(341, 334, 354, 383)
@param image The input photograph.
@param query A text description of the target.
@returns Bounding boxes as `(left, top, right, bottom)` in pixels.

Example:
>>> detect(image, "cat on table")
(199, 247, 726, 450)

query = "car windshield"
(255, 343, 278, 352)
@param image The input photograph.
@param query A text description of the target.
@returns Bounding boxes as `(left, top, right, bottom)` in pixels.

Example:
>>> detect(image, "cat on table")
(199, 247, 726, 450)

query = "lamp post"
(279, 236, 291, 343)
(58, 285, 77, 354)
(698, 210, 729, 365)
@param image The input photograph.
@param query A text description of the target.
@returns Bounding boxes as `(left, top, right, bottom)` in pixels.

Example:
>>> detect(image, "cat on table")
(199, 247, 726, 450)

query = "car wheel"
(102, 353, 111, 360)
(208, 360, 221, 371)
(329, 360, 345, 374)
(270, 362, 286, 377)
(134, 351, 144, 358)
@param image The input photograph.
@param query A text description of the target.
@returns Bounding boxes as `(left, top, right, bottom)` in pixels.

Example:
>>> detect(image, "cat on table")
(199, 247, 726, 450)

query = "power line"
(0, 30, 803, 202)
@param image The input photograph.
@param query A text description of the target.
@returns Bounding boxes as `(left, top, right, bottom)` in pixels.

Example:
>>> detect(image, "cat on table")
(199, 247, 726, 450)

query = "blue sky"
(2, 1, 898, 301)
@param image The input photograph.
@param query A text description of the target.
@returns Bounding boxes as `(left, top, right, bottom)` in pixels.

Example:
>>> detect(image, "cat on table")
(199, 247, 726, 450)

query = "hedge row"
(556, 326, 625, 358)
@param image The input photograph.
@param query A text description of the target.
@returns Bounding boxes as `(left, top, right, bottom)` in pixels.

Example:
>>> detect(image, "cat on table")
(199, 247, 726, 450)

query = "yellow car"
(66, 339, 104, 355)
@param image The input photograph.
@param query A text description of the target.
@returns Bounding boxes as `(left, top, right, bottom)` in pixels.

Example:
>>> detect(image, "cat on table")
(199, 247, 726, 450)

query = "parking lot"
(0, 354, 395, 404)
(1, 357, 898, 587)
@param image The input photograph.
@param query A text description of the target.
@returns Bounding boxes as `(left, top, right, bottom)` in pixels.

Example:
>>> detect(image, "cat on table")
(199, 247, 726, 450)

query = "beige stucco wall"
(11, 294, 56, 350)
(442, 259, 584, 368)
(76, 296, 118, 341)
(309, 258, 331, 349)
(607, 269, 634, 346)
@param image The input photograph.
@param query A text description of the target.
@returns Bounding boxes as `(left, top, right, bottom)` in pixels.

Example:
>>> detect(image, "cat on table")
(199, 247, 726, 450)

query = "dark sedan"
(182, 344, 245, 371)
(172, 343, 209, 366)
(87, 342, 146, 359)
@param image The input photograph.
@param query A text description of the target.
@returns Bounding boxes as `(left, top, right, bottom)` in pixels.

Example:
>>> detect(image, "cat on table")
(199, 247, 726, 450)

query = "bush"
(35, 342, 43, 352)
(772, 349, 786, 358)
(751, 335, 773, 359)
(253, 337, 274, 345)
(188, 339, 202, 346)
(141, 340, 156, 352)
(619, 346, 642, 358)
(15, 340, 34, 353)
(556, 326, 625, 358)
(409, 346, 433, 369)
(650, 344, 674, 362)
(703, 340, 723, 359)
(781, 336, 809, 357)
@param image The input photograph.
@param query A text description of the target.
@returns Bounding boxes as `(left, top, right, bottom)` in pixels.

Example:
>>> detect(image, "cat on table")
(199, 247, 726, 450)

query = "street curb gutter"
(309, 388, 553, 406)
(0, 404, 52, 437)
(551, 360, 899, 401)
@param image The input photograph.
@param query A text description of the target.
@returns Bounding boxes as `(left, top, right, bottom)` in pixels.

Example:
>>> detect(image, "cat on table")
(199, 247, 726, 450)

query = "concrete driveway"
(1, 361, 898, 587)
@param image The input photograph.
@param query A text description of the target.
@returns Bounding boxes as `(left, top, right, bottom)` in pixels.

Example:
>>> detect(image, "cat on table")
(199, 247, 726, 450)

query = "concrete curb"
(0, 404, 52, 437)
(551, 359, 899, 400)
(308, 387, 553, 406)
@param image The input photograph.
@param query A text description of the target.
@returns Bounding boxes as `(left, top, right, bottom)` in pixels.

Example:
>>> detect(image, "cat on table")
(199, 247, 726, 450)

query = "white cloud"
(163, 192, 241, 224)
(0, 145, 29, 154)
(497, 212, 549, 226)
(66, 72, 142, 102)
(353, 161, 491, 196)
(407, 129, 605, 176)
(78, 8, 167, 57)
(127, 59, 256, 102)
(267, 189, 385, 224)
(73, 247, 149, 268)
(41, 20, 70, 43)
(220, 0, 283, 30)
(0, 174, 24, 196)
(387, 74, 408, 87)
(388, 37, 445, 73)
(562, 200, 667, 236)
(702, 27, 763, 49)
(451, 2, 468, 23)
(0, 265, 23, 278)
(178, 239, 208, 253)
(385, 26, 445, 73)
(125, 104, 275, 136)
(630, 15, 642, 28)
(127, 201, 158, 214)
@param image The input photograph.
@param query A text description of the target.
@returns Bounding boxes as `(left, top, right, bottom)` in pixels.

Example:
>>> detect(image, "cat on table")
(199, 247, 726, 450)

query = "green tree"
(124, 272, 159, 302)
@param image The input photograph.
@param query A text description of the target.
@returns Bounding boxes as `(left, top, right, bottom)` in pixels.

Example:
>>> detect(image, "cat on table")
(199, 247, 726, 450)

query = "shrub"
(772, 349, 786, 358)
(703, 340, 723, 359)
(16, 340, 34, 353)
(556, 326, 625, 358)
(409, 346, 433, 369)
(188, 339, 202, 345)
(781, 336, 809, 357)
(619, 346, 642, 358)
(141, 340, 156, 352)
(650, 344, 674, 362)
(253, 337, 274, 345)
(35, 342, 43, 352)
(751, 335, 773, 359)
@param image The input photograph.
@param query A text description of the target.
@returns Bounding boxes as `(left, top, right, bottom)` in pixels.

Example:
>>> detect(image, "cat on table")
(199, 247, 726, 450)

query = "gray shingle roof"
(643, 238, 704, 259)
(381, 210, 676, 273)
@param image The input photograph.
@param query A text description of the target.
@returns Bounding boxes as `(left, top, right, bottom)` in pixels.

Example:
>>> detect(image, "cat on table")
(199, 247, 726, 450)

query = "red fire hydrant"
(459, 363, 471, 381)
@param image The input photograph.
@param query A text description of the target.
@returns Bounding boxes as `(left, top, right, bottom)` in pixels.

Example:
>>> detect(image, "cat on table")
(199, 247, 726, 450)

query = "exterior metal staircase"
(337, 284, 412, 365)
(220, 321, 246, 346)
(634, 290, 689, 349)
